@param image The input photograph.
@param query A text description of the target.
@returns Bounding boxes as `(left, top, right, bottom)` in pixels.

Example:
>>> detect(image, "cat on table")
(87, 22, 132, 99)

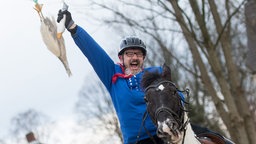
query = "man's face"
(119, 48, 145, 75)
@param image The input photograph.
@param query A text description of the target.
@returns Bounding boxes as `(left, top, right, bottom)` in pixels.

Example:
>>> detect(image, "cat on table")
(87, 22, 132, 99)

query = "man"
(57, 10, 233, 144)
(57, 10, 165, 144)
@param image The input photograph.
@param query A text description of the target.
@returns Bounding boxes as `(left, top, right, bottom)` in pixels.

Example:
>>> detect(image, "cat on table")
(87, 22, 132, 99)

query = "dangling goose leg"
(33, 3, 44, 20)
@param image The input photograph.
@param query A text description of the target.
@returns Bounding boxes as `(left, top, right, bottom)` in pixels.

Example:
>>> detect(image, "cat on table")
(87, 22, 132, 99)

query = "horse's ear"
(141, 70, 161, 89)
(162, 63, 172, 81)
(141, 70, 153, 89)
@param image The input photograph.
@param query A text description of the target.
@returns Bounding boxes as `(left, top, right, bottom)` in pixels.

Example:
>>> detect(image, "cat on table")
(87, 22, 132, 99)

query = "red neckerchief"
(112, 63, 133, 83)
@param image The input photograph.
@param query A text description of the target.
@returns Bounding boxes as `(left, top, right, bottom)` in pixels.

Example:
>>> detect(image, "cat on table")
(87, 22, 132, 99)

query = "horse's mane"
(141, 70, 162, 90)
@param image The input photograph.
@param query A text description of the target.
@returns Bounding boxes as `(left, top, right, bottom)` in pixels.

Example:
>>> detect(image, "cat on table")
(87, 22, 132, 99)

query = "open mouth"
(130, 61, 140, 69)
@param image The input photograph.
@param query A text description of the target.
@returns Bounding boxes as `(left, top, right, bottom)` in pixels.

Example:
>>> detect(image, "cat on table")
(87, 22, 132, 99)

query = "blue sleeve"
(71, 26, 115, 90)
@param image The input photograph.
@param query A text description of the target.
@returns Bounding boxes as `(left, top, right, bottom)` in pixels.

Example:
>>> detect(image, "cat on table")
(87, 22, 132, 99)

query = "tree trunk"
(168, 0, 256, 143)
(245, 0, 256, 74)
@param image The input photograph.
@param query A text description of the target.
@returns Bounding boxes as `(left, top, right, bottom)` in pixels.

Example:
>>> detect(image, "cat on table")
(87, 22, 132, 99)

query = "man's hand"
(57, 10, 74, 30)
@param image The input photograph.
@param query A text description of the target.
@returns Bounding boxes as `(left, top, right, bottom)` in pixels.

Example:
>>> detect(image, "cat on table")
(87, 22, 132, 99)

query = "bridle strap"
(146, 80, 188, 131)
(144, 80, 191, 143)
(181, 127, 187, 144)
(155, 106, 181, 123)
(144, 80, 177, 92)
(154, 106, 189, 132)
(136, 111, 157, 144)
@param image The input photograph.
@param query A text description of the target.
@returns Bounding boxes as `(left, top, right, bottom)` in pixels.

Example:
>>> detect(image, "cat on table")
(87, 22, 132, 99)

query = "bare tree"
(245, 0, 256, 73)
(167, 1, 255, 143)
(75, 0, 256, 143)
(76, 74, 122, 144)
(9, 109, 52, 143)
(10, 109, 48, 135)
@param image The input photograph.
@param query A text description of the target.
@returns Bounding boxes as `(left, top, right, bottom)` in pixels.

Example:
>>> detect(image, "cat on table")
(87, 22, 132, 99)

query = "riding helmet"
(118, 36, 147, 56)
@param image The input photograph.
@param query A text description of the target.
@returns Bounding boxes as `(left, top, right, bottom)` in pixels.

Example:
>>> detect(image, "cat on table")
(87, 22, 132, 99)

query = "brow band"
(144, 80, 177, 92)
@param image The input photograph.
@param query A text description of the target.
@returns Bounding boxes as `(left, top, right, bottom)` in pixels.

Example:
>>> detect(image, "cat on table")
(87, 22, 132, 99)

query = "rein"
(135, 111, 157, 144)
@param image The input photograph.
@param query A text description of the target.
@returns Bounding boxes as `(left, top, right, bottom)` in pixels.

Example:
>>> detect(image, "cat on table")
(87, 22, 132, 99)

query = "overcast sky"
(0, 0, 119, 142)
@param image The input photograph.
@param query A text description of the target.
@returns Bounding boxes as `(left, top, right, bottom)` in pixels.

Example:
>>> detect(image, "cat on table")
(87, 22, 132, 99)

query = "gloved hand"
(57, 10, 74, 30)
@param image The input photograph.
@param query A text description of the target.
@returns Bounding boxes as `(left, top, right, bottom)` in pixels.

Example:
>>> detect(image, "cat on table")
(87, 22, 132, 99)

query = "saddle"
(197, 132, 235, 144)
(197, 132, 225, 144)
(191, 124, 234, 144)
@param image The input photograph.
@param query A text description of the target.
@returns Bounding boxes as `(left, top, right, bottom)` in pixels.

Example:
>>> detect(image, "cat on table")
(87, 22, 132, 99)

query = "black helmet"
(118, 36, 147, 56)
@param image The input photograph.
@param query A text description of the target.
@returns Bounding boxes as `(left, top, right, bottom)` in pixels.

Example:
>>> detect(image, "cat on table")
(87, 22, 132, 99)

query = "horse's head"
(141, 64, 187, 143)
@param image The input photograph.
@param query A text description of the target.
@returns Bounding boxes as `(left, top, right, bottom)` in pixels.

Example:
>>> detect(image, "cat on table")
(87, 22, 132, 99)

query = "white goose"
(33, 0, 72, 76)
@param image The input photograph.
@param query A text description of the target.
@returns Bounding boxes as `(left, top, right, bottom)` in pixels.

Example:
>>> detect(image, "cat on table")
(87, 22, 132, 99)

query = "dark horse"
(141, 64, 233, 144)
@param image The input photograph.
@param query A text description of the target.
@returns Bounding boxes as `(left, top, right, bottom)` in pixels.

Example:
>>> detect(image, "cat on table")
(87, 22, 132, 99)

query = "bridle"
(142, 80, 190, 143)
(145, 81, 188, 123)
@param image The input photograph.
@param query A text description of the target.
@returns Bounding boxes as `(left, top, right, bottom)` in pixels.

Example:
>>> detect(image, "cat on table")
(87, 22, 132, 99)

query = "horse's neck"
(181, 123, 201, 144)
(179, 114, 201, 144)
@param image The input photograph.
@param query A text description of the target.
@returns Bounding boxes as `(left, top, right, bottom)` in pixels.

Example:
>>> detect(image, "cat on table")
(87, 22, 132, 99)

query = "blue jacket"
(72, 26, 162, 144)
